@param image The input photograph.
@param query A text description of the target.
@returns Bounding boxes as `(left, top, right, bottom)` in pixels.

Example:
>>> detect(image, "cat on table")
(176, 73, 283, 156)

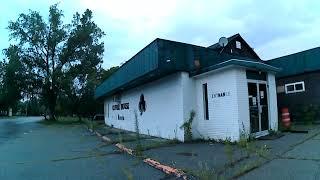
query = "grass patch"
(38, 116, 84, 125)
(81, 118, 101, 130)
(183, 162, 223, 180)
(0, 116, 17, 120)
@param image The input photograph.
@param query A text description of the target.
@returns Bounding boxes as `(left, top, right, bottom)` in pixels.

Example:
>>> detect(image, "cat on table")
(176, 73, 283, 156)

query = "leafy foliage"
(180, 110, 196, 142)
(6, 4, 105, 120)
(0, 45, 25, 112)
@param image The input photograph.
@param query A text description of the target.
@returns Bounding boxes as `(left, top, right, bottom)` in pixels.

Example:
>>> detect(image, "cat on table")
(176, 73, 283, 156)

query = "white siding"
(104, 72, 185, 141)
(267, 73, 279, 131)
(181, 72, 196, 128)
(102, 66, 278, 142)
(193, 68, 243, 141)
(236, 69, 251, 137)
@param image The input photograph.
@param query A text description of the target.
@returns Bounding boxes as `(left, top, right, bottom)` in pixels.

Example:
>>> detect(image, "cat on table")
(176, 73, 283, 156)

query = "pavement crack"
(278, 156, 320, 162)
(7, 151, 122, 165)
(51, 151, 122, 162)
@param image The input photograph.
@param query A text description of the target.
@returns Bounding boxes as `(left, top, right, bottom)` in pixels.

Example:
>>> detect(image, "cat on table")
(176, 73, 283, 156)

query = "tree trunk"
(47, 88, 57, 121)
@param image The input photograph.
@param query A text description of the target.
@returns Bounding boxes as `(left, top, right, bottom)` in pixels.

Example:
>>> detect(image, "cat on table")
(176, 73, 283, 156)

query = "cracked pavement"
(0, 117, 166, 180)
(240, 127, 320, 180)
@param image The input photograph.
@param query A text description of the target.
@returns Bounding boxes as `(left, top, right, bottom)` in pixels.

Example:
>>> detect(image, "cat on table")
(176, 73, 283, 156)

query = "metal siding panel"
(267, 47, 320, 78)
(276, 71, 320, 122)
(95, 41, 159, 98)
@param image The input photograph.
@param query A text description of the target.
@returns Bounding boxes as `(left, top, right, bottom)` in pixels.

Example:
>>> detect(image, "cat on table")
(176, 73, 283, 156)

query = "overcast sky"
(1, 0, 320, 68)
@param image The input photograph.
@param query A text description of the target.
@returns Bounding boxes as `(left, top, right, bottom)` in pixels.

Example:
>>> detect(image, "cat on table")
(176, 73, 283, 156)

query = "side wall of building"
(192, 68, 245, 141)
(276, 71, 320, 122)
(104, 72, 185, 141)
(268, 73, 279, 130)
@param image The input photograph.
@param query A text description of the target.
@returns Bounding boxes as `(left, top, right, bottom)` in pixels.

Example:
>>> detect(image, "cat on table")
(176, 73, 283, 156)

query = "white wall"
(103, 67, 278, 142)
(236, 69, 251, 137)
(104, 72, 185, 141)
(181, 72, 196, 128)
(192, 68, 244, 141)
(267, 73, 279, 131)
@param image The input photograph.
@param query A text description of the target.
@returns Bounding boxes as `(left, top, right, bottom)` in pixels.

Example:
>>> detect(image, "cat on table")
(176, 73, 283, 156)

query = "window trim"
(202, 83, 209, 120)
(285, 81, 305, 94)
(236, 41, 241, 49)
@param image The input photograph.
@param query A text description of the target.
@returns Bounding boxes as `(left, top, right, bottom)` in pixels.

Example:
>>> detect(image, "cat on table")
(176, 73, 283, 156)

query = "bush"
(302, 104, 319, 124)
(180, 110, 196, 142)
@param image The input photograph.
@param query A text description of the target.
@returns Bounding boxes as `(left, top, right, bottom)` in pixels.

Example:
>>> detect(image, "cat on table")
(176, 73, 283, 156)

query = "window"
(236, 41, 241, 49)
(202, 83, 209, 120)
(107, 104, 109, 118)
(285, 81, 305, 94)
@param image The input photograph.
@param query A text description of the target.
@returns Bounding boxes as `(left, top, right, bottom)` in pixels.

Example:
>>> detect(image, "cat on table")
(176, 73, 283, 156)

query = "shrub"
(180, 110, 196, 142)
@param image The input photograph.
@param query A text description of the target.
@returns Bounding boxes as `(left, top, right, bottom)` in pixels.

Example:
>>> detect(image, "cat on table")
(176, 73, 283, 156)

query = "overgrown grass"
(184, 162, 223, 180)
(0, 116, 17, 120)
(134, 110, 144, 157)
(81, 118, 101, 130)
(37, 116, 84, 125)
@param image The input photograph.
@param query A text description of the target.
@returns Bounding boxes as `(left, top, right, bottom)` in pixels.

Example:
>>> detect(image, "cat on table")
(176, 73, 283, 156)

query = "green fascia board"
(95, 39, 159, 99)
(95, 38, 271, 100)
(266, 47, 320, 78)
(190, 59, 280, 76)
(95, 38, 206, 99)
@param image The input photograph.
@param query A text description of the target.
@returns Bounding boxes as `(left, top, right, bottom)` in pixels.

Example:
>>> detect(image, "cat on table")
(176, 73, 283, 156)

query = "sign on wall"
(212, 91, 231, 98)
(112, 103, 129, 110)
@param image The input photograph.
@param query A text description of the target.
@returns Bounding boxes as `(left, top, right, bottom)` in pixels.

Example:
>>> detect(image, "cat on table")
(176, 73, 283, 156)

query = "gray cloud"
(1, 0, 320, 66)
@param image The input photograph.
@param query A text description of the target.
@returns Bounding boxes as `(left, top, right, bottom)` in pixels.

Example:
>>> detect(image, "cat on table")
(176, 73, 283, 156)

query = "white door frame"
(247, 80, 270, 137)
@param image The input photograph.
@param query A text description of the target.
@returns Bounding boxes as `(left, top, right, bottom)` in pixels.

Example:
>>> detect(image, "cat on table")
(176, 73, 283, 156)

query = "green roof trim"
(191, 59, 280, 76)
(266, 47, 320, 78)
(95, 38, 273, 100)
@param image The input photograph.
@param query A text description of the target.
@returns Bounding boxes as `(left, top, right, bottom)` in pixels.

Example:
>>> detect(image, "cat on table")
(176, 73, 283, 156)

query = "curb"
(144, 158, 187, 179)
(87, 127, 188, 179)
(115, 143, 134, 155)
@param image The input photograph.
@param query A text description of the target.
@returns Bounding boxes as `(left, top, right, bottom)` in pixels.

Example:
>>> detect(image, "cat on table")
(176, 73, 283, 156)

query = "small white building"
(95, 34, 280, 142)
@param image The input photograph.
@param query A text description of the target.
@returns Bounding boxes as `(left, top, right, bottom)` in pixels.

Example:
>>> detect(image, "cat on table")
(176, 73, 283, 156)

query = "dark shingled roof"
(266, 47, 320, 78)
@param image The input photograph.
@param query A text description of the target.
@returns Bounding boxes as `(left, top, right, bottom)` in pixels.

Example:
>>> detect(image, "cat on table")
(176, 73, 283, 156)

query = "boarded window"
(203, 83, 209, 120)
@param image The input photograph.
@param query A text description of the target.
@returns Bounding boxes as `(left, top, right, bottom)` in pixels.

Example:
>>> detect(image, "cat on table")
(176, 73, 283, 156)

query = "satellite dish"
(218, 37, 228, 47)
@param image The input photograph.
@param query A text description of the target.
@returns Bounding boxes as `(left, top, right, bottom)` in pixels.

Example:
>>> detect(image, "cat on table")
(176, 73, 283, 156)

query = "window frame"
(236, 41, 241, 49)
(285, 81, 305, 94)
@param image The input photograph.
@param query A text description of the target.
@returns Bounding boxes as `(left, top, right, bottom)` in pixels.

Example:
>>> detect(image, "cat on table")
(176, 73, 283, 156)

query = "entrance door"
(248, 82, 269, 134)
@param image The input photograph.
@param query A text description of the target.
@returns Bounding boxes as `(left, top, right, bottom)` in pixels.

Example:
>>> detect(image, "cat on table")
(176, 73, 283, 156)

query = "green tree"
(58, 66, 118, 119)
(7, 4, 105, 120)
(0, 46, 25, 113)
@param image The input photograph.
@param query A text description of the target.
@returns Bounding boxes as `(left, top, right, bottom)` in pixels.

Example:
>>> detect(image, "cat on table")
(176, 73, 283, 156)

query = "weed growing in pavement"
(233, 159, 263, 178)
(191, 162, 222, 180)
(255, 144, 269, 159)
(224, 137, 234, 164)
(134, 110, 143, 157)
(122, 168, 134, 180)
(118, 131, 123, 144)
(180, 110, 196, 142)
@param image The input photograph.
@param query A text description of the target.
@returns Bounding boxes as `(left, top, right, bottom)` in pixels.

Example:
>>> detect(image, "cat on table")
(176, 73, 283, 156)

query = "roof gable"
(208, 34, 261, 60)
